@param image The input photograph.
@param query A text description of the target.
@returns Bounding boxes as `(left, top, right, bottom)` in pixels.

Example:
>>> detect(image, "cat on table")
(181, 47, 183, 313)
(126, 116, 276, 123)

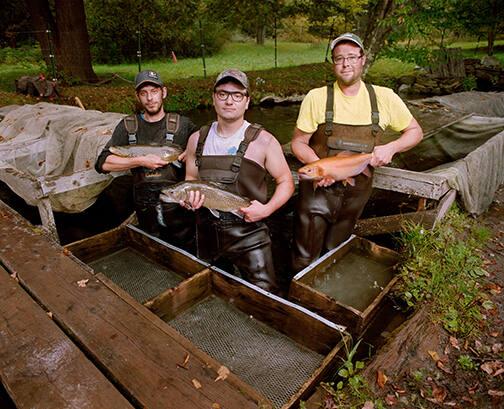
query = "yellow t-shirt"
(296, 81, 413, 134)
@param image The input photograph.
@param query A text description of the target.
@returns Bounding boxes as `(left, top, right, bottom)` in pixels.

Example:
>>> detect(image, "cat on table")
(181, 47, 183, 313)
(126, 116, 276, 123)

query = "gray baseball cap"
(135, 70, 164, 90)
(330, 33, 365, 52)
(214, 69, 249, 91)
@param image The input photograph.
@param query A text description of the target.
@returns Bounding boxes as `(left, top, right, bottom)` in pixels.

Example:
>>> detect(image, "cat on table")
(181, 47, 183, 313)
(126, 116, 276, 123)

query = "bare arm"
(101, 154, 168, 172)
(241, 134, 294, 222)
(291, 127, 319, 164)
(371, 118, 423, 167)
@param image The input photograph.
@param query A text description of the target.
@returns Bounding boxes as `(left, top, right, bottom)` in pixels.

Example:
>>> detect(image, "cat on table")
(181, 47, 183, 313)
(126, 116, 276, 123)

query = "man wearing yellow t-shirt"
(291, 33, 423, 272)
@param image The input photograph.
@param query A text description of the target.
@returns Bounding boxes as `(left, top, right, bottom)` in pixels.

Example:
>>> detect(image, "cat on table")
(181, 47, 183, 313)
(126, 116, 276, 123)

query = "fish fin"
(209, 208, 220, 218)
(155, 204, 166, 227)
(362, 166, 372, 177)
(312, 180, 318, 191)
(345, 177, 356, 186)
(231, 210, 244, 219)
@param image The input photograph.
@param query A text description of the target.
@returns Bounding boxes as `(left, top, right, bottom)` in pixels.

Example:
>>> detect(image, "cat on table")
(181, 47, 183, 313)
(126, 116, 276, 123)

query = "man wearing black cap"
(95, 70, 197, 250)
(291, 33, 423, 272)
(181, 69, 294, 294)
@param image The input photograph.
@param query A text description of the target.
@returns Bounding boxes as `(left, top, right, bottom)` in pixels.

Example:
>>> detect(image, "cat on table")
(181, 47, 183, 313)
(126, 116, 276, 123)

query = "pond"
(184, 104, 301, 145)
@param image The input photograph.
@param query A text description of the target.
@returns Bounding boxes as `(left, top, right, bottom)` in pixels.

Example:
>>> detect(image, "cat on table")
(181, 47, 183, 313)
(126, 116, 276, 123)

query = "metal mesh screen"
(89, 247, 184, 303)
(168, 295, 324, 408)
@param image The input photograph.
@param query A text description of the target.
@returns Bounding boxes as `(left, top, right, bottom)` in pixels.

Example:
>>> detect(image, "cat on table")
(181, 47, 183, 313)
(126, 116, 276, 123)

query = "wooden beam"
(372, 167, 451, 200)
(0, 267, 133, 409)
(0, 201, 268, 409)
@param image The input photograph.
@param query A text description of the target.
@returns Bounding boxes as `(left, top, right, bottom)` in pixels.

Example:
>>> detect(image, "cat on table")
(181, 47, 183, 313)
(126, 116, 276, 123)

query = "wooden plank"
(95, 271, 270, 407)
(0, 267, 133, 409)
(211, 269, 345, 354)
(145, 269, 212, 320)
(433, 189, 457, 226)
(0, 201, 267, 409)
(372, 166, 451, 200)
(37, 197, 59, 242)
(355, 209, 437, 236)
(64, 225, 125, 263)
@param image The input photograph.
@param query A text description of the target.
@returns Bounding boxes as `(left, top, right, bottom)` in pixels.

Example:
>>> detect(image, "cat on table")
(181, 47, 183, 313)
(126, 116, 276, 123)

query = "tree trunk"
(25, 0, 98, 82)
(358, 0, 396, 70)
(256, 21, 266, 45)
(24, 0, 55, 68)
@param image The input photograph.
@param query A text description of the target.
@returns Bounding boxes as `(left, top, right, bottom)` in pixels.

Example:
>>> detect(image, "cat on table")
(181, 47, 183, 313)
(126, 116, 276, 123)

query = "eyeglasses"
(137, 88, 161, 98)
(215, 90, 248, 102)
(332, 55, 362, 66)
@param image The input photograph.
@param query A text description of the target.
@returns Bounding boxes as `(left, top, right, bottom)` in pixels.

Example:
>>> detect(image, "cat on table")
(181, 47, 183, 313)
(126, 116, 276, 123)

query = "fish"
(160, 180, 251, 218)
(109, 144, 183, 164)
(298, 151, 373, 187)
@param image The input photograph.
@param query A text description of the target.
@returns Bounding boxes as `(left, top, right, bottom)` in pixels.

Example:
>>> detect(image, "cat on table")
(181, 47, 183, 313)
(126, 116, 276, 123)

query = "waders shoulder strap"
(165, 113, 180, 142)
(195, 125, 211, 167)
(365, 83, 380, 136)
(325, 84, 334, 136)
(231, 123, 263, 173)
(124, 115, 138, 145)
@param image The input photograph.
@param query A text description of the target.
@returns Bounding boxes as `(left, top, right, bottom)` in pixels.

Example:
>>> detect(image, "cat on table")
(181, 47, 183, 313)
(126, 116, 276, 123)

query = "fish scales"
(109, 144, 182, 163)
(160, 181, 250, 213)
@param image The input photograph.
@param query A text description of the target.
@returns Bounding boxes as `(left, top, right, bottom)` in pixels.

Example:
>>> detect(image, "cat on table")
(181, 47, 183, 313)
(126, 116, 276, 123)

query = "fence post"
(46, 28, 56, 80)
(136, 29, 142, 72)
(198, 19, 207, 79)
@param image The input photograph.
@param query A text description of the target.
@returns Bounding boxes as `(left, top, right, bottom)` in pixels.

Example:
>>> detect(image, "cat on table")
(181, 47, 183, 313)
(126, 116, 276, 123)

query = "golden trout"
(160, 180, 251, 218)
(109, 144, 182, 163)
(298, 151, 373, 187)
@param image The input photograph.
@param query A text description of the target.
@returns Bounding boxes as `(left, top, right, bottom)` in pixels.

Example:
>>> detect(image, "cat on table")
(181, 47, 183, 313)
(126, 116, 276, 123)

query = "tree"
(24, 0, 97, 82)
(207, 0, 289, 45)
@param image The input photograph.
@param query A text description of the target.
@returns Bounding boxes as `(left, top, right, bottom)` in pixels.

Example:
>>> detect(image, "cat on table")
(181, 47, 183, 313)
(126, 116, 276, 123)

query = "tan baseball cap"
(330, 33, 365, 52)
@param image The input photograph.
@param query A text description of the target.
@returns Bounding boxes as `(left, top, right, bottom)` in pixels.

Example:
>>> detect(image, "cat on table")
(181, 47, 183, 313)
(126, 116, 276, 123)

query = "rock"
(398, 84, 411, 95)
(259, 94, 305, 106)
(399, 75, 416, 85)
(481, 55, 501, 68)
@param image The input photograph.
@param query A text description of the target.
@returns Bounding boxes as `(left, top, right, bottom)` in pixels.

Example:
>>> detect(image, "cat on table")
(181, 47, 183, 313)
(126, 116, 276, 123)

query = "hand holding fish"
(370, 143, 396, 167)
(240, 200, 269, 222)
(139, 154, 170, 169)
(316, 176, 336, 188)
(180, 189, 205, 211)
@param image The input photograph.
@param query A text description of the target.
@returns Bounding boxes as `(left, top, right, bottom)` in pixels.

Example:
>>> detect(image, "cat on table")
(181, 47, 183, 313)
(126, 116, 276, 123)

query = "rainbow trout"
(109, 144, 183, 163)
(160, 180, 251, 218)
(298, 151, 373, 187)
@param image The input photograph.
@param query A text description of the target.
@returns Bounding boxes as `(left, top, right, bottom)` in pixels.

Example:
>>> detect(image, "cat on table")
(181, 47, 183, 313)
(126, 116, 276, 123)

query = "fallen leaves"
(191, 379, 202, 389)
(176, 353, 190, 370)
(488, 389, 504, 397)
(214, 365, 230, 382)
(376, 370, 388, 388)
(480, 361, 504, 377)
(77, 278, 89, 287)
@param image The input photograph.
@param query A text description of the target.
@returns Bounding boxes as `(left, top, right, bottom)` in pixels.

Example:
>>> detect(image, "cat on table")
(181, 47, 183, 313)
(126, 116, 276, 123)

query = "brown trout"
(160, 180, 251, 218)
(109, 144, 183, 163)
(298, 151, 373, 187)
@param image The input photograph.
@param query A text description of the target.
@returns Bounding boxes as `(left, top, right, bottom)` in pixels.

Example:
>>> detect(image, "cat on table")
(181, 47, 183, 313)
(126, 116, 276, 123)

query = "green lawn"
(94, 41, 328, 82)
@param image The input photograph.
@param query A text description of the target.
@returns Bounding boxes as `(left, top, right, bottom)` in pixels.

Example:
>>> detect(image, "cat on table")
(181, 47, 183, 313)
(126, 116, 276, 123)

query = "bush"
(0, 45, 44, 66)
(378, 45, 431, 66)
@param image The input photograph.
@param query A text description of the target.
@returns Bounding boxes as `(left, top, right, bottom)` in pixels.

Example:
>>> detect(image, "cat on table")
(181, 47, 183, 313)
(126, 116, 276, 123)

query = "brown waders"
(292, 83, 384, 272)
(195, 123, 279, 293)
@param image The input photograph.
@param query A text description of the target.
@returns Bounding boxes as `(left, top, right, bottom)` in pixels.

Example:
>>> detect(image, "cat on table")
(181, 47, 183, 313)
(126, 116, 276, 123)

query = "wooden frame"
(289, 235, 400, 336)
(147, 266, 348, 409)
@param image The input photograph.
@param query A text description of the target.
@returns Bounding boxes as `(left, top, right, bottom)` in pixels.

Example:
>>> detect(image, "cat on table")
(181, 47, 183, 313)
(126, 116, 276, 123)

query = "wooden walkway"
(0, 201, 268, 408)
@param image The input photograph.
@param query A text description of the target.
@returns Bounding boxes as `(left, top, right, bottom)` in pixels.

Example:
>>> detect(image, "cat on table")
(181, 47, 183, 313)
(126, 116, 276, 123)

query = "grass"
(93, 41, 328, 83)
(397, 205, 491, 337)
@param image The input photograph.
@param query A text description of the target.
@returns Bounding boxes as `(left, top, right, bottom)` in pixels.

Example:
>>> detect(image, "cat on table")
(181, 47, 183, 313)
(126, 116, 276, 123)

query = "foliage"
(319, 339, 386, 408)
(378, 44, 431, 66)
(462, 75, 477, 92)
(0, 45, 44, 67)
(397, 205, 490, 337)
(85, 0, 229, 63)
(0, 0, 31, 47)
(457, 354, 477, 371)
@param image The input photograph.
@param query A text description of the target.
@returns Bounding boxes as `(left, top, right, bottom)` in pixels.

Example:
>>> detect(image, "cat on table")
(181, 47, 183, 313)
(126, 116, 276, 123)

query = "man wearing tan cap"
(95, 69, 197, 250)
(291, 33, 423, 272)
(182, 69, 294, 294)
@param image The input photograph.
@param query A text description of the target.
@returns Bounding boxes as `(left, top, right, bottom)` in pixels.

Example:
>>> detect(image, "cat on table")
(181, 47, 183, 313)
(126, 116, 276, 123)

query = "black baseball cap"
(135, 70, 164, 90)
